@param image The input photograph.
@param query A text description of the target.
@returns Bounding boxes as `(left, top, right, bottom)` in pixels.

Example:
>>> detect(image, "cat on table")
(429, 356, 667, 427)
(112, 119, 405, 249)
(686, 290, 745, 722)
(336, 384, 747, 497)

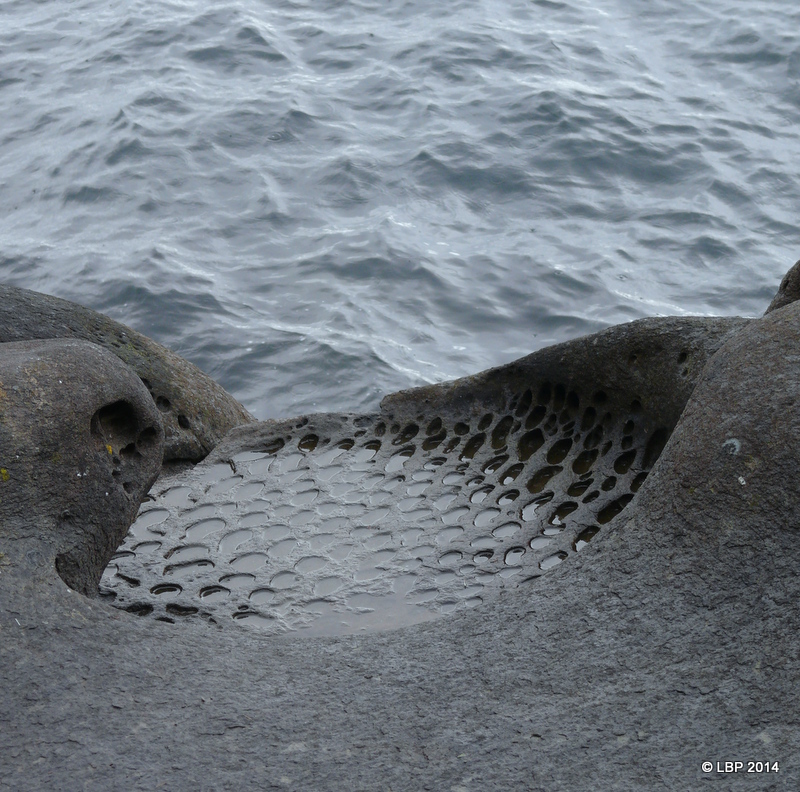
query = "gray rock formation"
(0, 284, 254, 462)
(0, 338, 164, 595)
(1, 275, 799, 791)
(100, 315, 748, 632)
(765, 258, 800, 313)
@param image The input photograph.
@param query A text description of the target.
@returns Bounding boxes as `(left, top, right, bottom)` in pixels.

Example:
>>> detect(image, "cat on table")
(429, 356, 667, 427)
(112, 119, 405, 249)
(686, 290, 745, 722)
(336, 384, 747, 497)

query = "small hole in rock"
(478, 413, 493, 431)
(526, 405, 546, 428)
(483, 454, 509, 474)
(120, 443, 139, 459)
(597, 494, 635, 524)
(614, 450, 637, 474)
(518, 429, 544, 461)
(537, 383, 552, 405)
(573, 526, 600, 551)
(177, 414, 191, 429)
(262, 438, 285, 454)
(643, 428, 669, 469)
(580, 407, 596, 431)
(527, 466, 562, 493)
(515, 389, 532, 416)
(156, 396, 171, 412)
(566, 391, 579, 413)
(92, 400, 138, 448)
(583, 426, 604, 450)
(491, 416, 514, 448)
(125, 604, 153, 616)
(499, 463, 524, 484)
(426, 418, 443, 435)
(422, 432, 447, 451)
(572, 449, 598, 474)
(601, 476, 617, 491)
(151, 584, 182, 596)
(137, 427, 158, 447)
(547, 438, 573, 465)
(567, 479, 592, 497)
(460, 433, 486, 460)
(393, 424, 419, 445)
(299, 434, 319, 452)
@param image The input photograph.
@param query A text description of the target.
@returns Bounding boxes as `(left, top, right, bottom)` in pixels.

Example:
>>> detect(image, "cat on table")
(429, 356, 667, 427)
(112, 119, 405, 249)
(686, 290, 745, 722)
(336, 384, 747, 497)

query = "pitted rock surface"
(3, 301, 800, 792)
(0, 284, 254, 462)
(101, 316, 746, 634)
(0, 338, 164, 595)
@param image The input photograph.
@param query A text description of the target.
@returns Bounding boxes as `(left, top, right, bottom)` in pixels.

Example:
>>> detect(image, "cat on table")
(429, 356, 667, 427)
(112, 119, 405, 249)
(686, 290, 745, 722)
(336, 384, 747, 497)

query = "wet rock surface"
(0, 284, 254, 462)
(1, 290, 799, 791)
(101, 316, 747, 635)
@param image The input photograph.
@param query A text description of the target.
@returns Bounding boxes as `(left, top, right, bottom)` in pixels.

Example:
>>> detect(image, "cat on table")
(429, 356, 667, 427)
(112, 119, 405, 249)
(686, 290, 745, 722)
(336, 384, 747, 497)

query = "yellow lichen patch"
(106, 444, 113, 455)
(0, 468, 9, 482)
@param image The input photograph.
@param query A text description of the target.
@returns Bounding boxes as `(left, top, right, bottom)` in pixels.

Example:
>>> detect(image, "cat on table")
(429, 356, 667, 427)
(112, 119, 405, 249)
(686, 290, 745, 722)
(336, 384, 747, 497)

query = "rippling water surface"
(2, 0, 799, 418)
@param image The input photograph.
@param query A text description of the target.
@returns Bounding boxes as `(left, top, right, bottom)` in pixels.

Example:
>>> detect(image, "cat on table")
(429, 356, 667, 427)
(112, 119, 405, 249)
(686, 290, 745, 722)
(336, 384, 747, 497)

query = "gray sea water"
(2, 0, 799, 419)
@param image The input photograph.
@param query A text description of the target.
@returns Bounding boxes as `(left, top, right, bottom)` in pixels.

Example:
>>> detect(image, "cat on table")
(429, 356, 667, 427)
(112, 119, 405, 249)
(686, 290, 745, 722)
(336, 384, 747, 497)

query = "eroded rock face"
(100, 315, 749, 632)
(0, 284, 254, 462)
(765, 258, 800, 314)
(0, 339, 164, 595)
(3, 277, 800, 791)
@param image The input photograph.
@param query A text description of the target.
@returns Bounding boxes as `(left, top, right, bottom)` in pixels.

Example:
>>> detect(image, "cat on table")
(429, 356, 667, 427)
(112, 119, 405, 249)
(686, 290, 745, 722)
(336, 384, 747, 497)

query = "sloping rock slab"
(0, 284, 254, 462)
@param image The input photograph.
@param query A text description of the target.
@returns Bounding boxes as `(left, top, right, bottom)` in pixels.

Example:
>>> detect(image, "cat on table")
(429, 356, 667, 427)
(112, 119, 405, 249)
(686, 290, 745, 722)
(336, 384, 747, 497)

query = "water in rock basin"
(1, 0, 799, 421)
(101, 386, 669, 635)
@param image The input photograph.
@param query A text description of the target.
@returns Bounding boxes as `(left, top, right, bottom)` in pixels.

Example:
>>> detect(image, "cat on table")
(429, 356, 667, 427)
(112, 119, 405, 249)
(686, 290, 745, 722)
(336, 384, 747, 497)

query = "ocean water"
(1, 0, 799, 419)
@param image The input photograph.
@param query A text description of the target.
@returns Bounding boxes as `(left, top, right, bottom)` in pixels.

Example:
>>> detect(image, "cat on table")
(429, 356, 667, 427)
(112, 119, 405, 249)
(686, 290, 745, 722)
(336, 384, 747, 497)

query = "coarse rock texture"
(1, 288, 799, 790)
(100, 315, 748, 632)
(765, 258, 800, 314)
(0, 338, 164, 596)
(0, 284, 254, 462)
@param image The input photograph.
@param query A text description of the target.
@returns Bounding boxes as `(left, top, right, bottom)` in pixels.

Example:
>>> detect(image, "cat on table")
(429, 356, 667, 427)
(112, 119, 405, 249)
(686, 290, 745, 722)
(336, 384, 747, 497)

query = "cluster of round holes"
(102, 388, 669, 635)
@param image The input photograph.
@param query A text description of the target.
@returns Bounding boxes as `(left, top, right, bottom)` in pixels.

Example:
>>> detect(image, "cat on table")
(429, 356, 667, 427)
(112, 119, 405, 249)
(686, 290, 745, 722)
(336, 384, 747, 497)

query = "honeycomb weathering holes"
(103, 385, 664, 636)
(92, 400, 139, 449)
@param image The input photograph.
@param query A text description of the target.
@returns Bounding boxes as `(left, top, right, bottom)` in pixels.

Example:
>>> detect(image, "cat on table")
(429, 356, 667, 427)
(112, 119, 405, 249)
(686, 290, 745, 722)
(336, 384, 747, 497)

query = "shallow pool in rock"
(101, 381, 667, 636)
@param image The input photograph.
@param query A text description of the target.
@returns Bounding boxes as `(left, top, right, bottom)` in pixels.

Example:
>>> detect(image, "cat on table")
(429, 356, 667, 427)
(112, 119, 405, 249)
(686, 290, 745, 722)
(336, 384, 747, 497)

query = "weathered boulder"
(0, 284, 254, 462)
(0, 338, 164, 595)
(765, 257, 800, 313)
